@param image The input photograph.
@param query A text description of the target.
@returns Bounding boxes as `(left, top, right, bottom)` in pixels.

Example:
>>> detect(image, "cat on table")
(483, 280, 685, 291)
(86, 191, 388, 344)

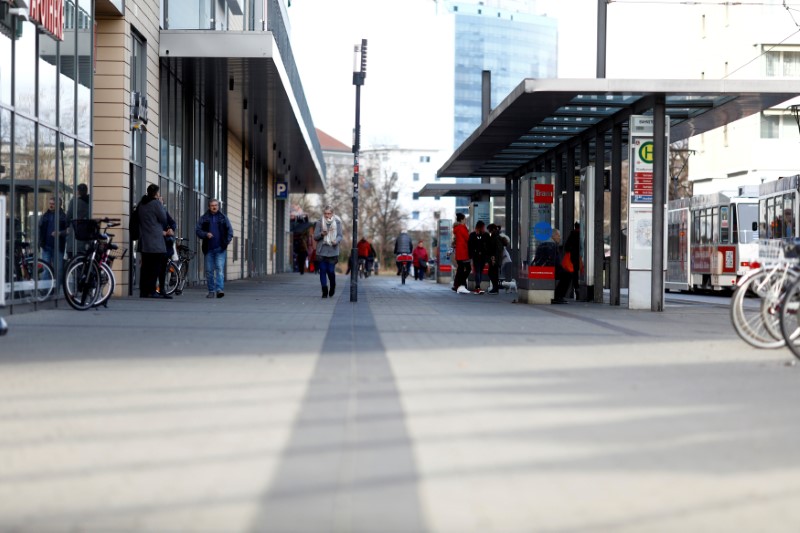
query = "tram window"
(784, 193, 794, 238)
(712, 207, 719, 244)
(767, 198, 777, 239)
(692, 211, 700, 244)
(720, 206, 729, 244)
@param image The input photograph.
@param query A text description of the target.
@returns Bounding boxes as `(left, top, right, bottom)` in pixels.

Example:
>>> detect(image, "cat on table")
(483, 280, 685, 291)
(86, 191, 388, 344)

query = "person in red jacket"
(412, 240, 429, 281)
(452, 213, 471, 293)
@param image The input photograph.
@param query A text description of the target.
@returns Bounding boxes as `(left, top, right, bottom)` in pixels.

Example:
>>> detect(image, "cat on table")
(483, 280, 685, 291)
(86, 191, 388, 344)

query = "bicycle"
(358, 257, 372, 279)
(397, 254, 412, 285)
(163, 237, 195, 296)
(730, 240, 800, 349)
(11, 238, 55, 302)
(62, 218, 121, 310)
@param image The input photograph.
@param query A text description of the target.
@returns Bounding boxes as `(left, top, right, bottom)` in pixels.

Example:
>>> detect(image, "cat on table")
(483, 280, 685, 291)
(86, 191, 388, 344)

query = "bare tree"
(360, 157, 408, 270)
(669, 139, 693, 200)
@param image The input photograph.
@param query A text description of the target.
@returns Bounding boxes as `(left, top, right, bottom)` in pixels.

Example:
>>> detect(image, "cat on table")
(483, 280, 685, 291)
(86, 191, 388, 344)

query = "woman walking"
(313, 206, 343, 298)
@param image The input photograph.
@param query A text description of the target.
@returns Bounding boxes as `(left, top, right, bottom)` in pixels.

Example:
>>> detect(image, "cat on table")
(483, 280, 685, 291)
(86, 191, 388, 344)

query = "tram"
(666, 190, 759, 292)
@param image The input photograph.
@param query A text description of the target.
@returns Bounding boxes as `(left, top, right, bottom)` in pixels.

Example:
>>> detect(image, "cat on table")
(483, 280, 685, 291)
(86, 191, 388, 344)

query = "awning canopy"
(417, 183, 506, 198)
(438, 78, 800, 179)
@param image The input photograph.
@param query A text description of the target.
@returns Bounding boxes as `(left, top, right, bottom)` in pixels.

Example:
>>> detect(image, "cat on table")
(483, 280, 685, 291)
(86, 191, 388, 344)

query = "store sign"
(275, 181, 287, 199)
(28, 0, 64, 41)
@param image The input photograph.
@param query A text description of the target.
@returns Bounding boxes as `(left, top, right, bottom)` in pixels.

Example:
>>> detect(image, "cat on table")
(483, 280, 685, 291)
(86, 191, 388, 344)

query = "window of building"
(391, 191, 398, 200)
(413, 192, 419, 200)
(760, 111, 800, 139)
(413, 172, 419, 181)
(412, 211, 420, 220)
(765, 48, 800, 78)
(419, 156, 430, 163)
(434, 196, 440, 200)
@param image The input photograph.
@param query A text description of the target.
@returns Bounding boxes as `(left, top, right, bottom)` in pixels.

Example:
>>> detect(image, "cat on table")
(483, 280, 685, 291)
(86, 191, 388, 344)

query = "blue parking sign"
(276, 182, 288, 199)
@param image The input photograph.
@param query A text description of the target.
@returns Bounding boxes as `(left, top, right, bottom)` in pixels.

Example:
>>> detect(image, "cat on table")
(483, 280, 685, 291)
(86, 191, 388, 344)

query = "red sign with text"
(534, 184, 554, 204)
(29, 0, 64, 41)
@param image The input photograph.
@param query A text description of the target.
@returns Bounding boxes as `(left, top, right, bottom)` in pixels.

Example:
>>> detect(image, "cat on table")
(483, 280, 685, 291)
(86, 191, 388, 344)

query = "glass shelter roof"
(438, 78, 800, 179)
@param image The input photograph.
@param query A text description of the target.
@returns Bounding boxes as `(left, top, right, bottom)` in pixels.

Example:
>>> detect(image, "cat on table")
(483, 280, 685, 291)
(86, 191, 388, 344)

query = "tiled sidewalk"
(1, 273, 799, 532)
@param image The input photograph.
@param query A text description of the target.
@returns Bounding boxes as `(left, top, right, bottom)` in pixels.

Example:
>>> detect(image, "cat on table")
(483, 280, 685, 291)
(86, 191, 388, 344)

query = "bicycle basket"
(107, 248, 128, 263)
(71, 219, 99, 241)
(177, 245, 195, 261)
(758, 240, 800, 266)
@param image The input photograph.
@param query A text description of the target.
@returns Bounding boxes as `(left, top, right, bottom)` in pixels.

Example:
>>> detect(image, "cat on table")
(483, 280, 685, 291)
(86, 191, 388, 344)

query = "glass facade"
(2, 2, 93, 308)
(451, 3, 557, 215)
(157, 58, 229, 289)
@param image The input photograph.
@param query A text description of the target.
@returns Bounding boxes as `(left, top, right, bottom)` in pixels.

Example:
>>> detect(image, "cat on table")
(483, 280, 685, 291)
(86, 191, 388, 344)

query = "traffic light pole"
(350, 39, 367, 303)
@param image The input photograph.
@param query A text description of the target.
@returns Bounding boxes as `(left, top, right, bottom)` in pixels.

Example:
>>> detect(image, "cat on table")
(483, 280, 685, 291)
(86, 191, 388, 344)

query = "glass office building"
(448, 1, 557, 216)
(1, 0, 94, 308)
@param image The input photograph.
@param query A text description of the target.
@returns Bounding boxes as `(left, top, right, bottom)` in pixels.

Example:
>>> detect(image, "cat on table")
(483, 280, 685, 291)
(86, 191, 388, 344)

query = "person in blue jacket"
(195, 198, 234, 299)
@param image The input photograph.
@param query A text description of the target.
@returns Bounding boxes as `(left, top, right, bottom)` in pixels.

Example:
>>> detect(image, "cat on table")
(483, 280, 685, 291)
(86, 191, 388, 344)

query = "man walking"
(196, 198, 234, 299)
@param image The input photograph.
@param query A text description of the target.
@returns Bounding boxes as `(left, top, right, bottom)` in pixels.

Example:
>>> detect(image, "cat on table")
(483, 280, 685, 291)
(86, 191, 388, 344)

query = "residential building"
(689, 2, 800, 193)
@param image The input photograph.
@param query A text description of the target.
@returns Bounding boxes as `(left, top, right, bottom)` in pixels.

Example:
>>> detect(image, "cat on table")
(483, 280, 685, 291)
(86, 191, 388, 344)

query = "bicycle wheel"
(23, 258, 55, 302)
(63, 257, 101, 311)
(763, 267, 800, 341)
(94, 262, 116, 307)
(780, 275, 800, 360)
(401, 265, 407, 285)
(175, 261, 188, 295)
(164, 260, 180, 295)
(730, 269, 785, 349)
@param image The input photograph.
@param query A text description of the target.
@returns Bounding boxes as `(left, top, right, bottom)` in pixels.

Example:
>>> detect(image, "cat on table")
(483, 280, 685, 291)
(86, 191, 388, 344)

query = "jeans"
(473, 258, 486, 289)
(318, 259, 336, 287)
(205, 248, 227, 293)
(454, 260, 471, 289)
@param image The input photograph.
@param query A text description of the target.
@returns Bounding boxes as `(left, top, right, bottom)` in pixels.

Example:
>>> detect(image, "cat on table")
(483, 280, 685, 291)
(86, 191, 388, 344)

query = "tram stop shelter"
(437, 78, 800, 311)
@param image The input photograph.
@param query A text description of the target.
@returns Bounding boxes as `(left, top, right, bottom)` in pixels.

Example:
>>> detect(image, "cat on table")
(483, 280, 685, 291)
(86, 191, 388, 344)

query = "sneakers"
(216, 291, 224, 298)
(551, 298, 568, 305)
(451, 286, 457, 292)
(487, 290, 499, 295)
(456, 286, 471, 294)
(474, 289, 485, 295)
(207, 292, 216, 298)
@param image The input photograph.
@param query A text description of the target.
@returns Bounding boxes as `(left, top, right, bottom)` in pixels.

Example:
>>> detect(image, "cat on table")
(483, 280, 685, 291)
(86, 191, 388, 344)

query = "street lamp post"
(350, 39, 367, 303)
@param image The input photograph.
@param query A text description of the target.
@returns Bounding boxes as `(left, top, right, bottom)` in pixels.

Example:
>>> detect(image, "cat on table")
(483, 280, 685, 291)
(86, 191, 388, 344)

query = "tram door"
(578, 166, 596, 301)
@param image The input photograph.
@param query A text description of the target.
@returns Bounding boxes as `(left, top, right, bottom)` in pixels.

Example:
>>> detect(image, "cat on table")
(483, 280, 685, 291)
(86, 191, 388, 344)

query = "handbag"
(561, 251, 574, 273)
(419, 258, 428, 269)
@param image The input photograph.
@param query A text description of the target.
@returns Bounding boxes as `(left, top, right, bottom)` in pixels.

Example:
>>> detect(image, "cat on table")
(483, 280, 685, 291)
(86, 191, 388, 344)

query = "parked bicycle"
(10, 238, 54, 302)
(163, 237, 195, 296)
(62, 218, 122, 310)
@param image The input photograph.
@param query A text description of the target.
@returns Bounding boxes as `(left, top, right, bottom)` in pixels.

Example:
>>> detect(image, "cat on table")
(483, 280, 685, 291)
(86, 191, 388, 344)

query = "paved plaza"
(1, 273, 800, 532)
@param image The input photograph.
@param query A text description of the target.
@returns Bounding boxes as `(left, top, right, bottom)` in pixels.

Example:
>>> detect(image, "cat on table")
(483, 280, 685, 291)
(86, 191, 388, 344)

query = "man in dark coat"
(195, 198, 234, 298)
(136, 184, 170, 299)
(468, 220, 489, 294)
(39, 197, 68, 274)
(486, 224, 504, 294)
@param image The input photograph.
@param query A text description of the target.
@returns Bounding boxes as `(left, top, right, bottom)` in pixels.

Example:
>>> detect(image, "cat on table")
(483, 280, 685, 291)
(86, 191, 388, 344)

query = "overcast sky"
(286, 0, 719, 151)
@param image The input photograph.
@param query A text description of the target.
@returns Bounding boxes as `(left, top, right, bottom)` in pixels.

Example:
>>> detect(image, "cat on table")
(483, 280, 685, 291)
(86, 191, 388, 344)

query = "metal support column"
(651, 94, 666, 312)
(610, 122, 622, 306)
(593, 129, 605, 304)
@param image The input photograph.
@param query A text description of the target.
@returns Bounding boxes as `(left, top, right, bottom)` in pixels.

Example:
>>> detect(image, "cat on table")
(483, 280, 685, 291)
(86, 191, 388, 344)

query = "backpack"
(130, 204, 140, 241)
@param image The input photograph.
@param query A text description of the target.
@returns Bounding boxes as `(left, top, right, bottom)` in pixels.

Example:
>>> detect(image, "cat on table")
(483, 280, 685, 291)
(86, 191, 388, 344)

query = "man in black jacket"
(468, 221, 490, 294)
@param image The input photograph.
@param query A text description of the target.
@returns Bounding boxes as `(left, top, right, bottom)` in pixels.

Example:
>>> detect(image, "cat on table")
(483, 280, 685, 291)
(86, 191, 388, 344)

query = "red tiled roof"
(316, 129, 351, 153)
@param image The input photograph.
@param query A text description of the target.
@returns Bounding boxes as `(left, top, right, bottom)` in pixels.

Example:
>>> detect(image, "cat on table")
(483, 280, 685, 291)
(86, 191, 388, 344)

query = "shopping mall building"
(1, 0, 324, 312)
